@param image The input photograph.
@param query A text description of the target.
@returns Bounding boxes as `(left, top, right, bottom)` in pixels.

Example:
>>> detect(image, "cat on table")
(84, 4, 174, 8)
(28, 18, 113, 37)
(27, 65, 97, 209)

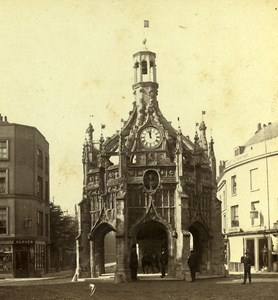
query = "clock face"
(140, 126, 161, 149)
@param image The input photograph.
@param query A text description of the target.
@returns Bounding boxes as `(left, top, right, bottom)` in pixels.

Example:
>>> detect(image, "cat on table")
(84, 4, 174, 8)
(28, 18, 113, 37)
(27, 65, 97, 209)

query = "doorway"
(15, 247, 29, 277)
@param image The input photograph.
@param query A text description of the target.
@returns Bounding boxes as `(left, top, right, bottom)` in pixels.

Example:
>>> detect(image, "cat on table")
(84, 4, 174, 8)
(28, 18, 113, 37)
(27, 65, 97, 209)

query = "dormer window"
(141, 60, 147, 74)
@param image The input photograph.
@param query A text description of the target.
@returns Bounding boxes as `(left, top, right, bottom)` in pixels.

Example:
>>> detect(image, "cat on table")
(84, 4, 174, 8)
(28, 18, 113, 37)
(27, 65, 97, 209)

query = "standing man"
(242, 251, 252, 284)
(187, 250, 196, 282)
(160, 247, 168, 278)
(130, 244, 138, 281)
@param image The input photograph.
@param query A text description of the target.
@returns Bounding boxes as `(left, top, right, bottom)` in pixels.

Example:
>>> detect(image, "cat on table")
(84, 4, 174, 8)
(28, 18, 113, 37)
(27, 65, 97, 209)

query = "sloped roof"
(244, 122, 278, 147)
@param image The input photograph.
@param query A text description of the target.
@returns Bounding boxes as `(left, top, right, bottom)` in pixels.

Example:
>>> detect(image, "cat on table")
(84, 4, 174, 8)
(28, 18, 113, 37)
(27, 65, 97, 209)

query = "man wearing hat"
(130, 244, 138, 281)
(187, 250, 197, 282)
(242, 251, 252, 284)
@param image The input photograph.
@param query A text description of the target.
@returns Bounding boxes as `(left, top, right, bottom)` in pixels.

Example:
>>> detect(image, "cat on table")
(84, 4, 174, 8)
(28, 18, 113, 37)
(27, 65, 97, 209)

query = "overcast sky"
(0, 0, 277, 214)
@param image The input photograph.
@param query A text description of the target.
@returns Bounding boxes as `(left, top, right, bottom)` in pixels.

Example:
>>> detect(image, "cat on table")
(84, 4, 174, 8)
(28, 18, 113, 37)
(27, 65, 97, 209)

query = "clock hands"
(148, 128, 152, 139)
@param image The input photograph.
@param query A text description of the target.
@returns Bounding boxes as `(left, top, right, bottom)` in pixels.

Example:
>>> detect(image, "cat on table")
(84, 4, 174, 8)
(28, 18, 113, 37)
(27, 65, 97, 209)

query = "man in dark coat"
(160, 247, 168, 278)
(130, 244, 138, 281)
(187, 250, 196, 282)
(242, 251, 252, 284)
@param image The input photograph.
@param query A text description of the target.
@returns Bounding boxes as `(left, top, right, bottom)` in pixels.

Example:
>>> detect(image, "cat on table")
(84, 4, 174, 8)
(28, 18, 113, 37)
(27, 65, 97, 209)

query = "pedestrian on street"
(187, 250, 196, 282)
(130, 244, 138, 281)
(242, 251, 252, 284)
(160, 247, 168, 278)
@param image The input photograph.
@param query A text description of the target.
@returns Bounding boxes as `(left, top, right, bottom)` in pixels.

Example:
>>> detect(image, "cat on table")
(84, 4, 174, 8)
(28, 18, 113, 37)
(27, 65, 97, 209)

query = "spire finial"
(143, 20, 149, 50)
(202, 110, 206, 121)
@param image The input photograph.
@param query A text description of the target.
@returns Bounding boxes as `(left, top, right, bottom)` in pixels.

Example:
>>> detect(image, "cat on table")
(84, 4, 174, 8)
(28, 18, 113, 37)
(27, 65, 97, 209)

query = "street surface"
(1, 273, 278, 300)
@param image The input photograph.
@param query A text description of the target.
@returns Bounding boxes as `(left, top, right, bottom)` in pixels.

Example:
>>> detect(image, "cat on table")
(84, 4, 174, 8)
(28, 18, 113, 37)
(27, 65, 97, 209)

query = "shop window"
(0, 207, 8, 234)
(0, 245, 12, 272)
(0, 140, 8, 160)
(231, 175, 237, 195)
(0, 170, 7, 194)
(231, 205, 239, 227)
(250, 168, 259, 191)
(35, 244, 45, 270)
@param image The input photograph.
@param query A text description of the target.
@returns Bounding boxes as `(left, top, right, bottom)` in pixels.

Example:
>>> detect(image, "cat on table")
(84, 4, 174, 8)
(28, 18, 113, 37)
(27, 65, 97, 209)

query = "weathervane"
(143, 20, 149, 50)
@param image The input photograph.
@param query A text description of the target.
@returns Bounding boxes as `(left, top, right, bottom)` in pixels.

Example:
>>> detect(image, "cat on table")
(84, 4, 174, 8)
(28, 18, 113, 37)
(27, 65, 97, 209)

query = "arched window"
(141, 60, 147, 74)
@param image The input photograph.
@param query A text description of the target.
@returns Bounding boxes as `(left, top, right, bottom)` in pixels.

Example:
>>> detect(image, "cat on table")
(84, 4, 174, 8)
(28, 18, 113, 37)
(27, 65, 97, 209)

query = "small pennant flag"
(202, 111, 206, 115)
(144, 20, 149, 28)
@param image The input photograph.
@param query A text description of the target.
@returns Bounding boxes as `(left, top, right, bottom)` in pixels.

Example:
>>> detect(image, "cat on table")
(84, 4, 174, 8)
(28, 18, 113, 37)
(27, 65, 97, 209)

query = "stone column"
(114, 192, 129, 283)
(78, 200, 91, 278)
(182, 230, 191, 281)
(254, 237, 259, 271)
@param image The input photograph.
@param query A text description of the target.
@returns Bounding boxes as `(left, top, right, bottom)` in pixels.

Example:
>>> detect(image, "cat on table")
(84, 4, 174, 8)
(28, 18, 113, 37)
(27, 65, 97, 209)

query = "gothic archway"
(134, 220, 168, 274)
(89, 222, 116, 277)
(188, 221, 212, 273)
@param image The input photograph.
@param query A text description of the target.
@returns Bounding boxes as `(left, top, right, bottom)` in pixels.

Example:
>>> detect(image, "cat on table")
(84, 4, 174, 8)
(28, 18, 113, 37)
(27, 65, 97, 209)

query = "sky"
(0, 0, 277, 214)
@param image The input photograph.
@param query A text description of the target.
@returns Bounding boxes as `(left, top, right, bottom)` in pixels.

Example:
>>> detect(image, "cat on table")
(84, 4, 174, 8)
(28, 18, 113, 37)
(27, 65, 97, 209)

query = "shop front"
(0, 240, 46, 278)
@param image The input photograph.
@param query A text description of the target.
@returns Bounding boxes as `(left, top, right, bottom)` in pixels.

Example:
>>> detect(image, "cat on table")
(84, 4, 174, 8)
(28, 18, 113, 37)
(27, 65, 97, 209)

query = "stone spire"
(199, 121, 208, 154)
(209, 137, 216, 184)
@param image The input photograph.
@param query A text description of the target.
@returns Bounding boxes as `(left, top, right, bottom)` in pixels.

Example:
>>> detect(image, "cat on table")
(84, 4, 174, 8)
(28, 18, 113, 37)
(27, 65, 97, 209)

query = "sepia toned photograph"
(0, 1, 278, 299)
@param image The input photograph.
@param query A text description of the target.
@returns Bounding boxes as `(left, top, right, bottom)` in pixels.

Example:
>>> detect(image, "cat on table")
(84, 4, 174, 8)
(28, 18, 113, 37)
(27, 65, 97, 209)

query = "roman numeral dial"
(140, 126, 162, 149)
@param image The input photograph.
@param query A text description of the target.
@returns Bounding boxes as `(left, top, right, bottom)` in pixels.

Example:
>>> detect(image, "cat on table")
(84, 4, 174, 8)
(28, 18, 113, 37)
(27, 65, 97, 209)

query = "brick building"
(76, 45, 225, 282)
(0, 116, 50, 278)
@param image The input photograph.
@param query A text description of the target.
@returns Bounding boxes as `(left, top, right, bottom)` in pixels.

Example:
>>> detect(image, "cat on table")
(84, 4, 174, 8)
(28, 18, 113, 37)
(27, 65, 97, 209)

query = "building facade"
(0, 116, 50, 278)
(218, 122, 278, 273)
(76, 46, 225, 282)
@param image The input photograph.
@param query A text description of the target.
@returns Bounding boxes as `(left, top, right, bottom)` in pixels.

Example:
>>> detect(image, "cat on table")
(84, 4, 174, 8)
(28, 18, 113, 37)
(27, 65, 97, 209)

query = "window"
(231, 205, 239, 227)
(251, 201, 260, 226)
(37, 149, 43, 168)
(0, 207, 8, 234)
(45, 214, 49, 238)
(231, 175, 237, 195)
(45, 156, 49, 174)
(45, 181, 49, 202)
(141, 60, 147, 74)
(37, 176, 43, 199)
(223, 190, 226, 208)
(0, 245, 12, 272)
(0, 140, 8, 159)
(250, 168, 259, 191)
(0, 170, 7, 194)
(37, 211, 43, 236)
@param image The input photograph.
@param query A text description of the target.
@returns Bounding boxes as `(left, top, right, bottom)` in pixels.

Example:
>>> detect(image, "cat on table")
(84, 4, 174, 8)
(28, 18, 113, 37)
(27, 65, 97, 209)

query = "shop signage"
(15, 240, 34, 245)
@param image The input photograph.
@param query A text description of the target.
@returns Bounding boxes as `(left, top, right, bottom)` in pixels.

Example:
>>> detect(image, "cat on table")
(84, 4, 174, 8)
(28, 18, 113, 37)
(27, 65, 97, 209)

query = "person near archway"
(187, 250, 196, 282)
(160, 247, 168, 278)
(130, 244, 138, 281)
(242, 251, 252, 285)
(261, 245, 268, 268)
